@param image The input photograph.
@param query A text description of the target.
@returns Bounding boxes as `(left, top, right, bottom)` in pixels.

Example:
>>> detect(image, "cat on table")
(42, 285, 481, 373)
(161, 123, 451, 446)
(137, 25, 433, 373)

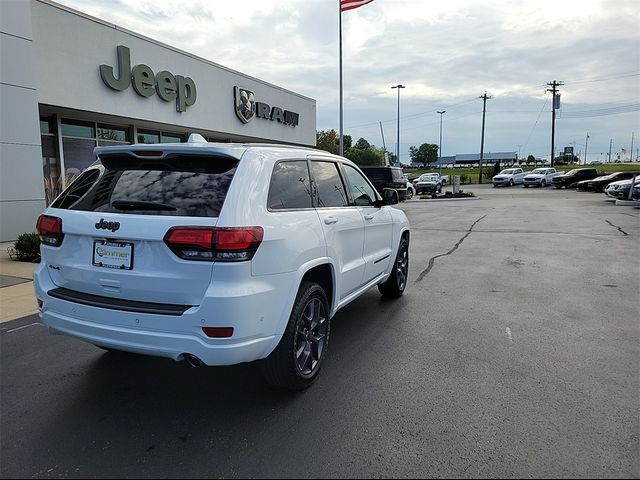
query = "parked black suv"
(360, 166, 409, 200)
(576, 171, 640, 192)
(552, 168, 599, 189)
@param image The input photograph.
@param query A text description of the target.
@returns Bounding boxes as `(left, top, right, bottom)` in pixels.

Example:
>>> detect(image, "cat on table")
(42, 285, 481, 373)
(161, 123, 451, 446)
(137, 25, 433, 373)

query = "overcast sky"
(56, 0, 639, 162)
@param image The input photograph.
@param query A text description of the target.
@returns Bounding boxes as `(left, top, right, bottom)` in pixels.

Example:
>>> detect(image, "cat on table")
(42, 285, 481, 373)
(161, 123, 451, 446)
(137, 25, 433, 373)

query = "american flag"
(341, 0, 374, 12)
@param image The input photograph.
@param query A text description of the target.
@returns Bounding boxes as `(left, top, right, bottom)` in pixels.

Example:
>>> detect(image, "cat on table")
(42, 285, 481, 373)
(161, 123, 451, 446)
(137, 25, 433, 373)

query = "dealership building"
(0, 0, 317, 241)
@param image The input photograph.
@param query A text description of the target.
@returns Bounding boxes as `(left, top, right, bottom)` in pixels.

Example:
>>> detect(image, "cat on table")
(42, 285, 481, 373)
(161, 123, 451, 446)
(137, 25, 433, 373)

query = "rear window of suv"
(360, 167, 392, 183)
(51, 154, 238, 217)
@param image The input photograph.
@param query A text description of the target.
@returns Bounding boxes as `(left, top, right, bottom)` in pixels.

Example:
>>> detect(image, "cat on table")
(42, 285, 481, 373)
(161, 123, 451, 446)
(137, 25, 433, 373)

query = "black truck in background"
(552, 168, 599, 189)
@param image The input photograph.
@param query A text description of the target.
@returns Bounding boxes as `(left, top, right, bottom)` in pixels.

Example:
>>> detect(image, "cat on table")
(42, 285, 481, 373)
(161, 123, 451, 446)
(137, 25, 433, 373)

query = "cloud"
(54, 0, 640, 160)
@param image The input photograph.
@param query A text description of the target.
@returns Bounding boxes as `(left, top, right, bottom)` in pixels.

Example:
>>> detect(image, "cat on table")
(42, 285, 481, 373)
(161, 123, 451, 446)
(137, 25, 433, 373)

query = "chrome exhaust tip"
(183, 353, 204, 368)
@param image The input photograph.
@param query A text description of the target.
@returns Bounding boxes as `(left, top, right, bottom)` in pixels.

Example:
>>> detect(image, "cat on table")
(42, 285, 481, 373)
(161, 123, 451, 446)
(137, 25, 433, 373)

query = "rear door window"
(310, 161, 348, 208)
(268, 160, 313, 210)
(51, 154, 237, 217)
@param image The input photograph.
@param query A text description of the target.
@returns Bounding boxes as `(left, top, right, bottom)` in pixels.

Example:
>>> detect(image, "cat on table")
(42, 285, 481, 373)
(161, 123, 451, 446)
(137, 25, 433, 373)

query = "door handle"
(364, 214, 374, 220)
(324, 217, 338, 225)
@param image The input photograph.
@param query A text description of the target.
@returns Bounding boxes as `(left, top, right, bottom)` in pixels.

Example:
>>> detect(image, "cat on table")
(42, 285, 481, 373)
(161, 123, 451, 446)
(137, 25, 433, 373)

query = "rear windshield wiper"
(111, 200, 177, 211)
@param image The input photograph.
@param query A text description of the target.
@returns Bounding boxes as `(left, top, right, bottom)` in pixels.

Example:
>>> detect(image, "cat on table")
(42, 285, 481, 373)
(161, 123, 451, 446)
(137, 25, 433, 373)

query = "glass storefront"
(39, 113, 189, 194)
(40, 116, 60, 205)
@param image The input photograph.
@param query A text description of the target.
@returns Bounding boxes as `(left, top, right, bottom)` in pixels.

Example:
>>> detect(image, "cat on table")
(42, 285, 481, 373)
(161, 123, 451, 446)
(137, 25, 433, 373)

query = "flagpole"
(339, 0, 344, 156)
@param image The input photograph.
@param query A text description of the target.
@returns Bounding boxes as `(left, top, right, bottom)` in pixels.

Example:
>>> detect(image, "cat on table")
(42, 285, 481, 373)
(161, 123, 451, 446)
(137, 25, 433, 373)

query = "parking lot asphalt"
(1, 185, 638, 478)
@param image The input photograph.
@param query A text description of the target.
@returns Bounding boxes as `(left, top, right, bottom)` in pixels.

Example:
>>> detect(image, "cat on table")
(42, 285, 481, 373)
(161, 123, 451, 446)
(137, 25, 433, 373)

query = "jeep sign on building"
(0, 0, 316, 241)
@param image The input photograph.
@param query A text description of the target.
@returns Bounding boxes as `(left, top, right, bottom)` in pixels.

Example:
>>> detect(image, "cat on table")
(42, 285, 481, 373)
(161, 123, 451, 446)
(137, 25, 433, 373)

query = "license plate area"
(93, 240, 134, 270)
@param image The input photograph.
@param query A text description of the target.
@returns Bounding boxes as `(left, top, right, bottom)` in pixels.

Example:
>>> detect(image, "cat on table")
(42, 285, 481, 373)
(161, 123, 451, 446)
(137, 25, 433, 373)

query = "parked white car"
(523, 168, 564, 187)
(414, 173, 443, 194)
(34, 134, 410, 390)
(492, 168, 526, 187)
(424, 172, 449, 185)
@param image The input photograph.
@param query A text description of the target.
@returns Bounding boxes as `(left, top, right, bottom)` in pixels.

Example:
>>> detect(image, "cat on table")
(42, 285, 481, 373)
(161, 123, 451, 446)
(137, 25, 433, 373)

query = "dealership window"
(61, 119, 95, 138)
(61, 119, 97, 179)
(137, 129, 160, 144)
(97, 124, 130, 144)
(160, 132, 183, 143)
(40, 116, 60, 205)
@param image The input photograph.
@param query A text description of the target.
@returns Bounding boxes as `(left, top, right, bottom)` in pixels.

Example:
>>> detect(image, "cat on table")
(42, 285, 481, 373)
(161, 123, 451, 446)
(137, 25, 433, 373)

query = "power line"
(522, 93, 549, 153)
(565, 71, 640, 85)
(559, 103, 640, 118)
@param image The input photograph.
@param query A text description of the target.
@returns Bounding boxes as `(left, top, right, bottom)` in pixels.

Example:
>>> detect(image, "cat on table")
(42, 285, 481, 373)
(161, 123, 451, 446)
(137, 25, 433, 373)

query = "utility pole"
(608, 139, 613, 163)
(437, 110, 446, 177)
(547, 80, 564, 167)
(379, 121, 389, 165)
(630, 132, 634, 163)
(517, 144, 523, 162)
(584, 133, 589, 165)
(391, 85, 405, 164)
(379, 121, 386, 152)
(478, 92, 491, 184)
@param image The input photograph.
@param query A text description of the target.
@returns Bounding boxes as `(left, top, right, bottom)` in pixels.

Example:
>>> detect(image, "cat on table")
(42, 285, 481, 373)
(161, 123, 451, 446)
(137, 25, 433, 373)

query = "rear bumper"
(34, 264, 293, 366)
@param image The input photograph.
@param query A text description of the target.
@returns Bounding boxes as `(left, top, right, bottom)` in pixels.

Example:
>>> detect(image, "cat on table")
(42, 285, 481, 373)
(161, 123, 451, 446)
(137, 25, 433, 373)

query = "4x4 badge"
(95, 219, 120, 232)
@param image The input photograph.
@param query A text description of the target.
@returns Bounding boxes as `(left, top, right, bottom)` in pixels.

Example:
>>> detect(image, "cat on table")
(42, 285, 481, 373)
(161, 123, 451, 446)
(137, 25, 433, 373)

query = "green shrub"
(14, 232, 41, 260)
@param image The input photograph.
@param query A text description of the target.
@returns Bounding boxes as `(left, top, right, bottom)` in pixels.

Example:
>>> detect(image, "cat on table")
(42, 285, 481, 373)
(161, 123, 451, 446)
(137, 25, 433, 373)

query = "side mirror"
(383, 188, 399, 205)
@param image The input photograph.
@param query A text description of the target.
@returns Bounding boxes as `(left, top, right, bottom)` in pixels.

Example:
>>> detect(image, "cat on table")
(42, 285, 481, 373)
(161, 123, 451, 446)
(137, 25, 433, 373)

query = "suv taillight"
(36, 215, 64, 247)
(164, 227, 264, 261)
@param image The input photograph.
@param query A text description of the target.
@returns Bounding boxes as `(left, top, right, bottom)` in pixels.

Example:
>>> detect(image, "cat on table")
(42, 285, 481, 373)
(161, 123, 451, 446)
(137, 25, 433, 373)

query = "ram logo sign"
(234, 87, 299, 127)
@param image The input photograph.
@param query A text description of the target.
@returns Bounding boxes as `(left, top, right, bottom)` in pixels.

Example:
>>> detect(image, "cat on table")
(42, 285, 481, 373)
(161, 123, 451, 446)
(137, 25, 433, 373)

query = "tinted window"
(52, 155, 237, 218)
(391, 169, 404, 182)
(268, 161, 313, 210)
(360, 167, 391, 183)
(310, 161, 348, 208)
(343, 165, 377, 206)
(51, 169, 100, 209)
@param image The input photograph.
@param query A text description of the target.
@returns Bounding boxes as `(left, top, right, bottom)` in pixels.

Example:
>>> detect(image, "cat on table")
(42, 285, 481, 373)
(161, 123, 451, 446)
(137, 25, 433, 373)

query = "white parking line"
(506, 327, 513, 342)
(4, 322, 43, 334)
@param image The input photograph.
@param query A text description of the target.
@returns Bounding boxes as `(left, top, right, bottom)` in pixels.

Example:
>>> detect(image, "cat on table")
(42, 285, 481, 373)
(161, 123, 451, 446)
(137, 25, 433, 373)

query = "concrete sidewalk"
(0, 242, 39, 323)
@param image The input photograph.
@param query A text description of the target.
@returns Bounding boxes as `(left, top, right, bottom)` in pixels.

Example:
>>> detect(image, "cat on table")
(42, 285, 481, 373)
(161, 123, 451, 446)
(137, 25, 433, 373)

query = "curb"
(615, 199, 640, 207)
(406, 196, 480, 203)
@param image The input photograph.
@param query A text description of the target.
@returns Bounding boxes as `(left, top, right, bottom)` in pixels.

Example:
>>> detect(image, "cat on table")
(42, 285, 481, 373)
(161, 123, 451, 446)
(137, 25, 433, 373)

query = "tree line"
(316, 130, 440, 167)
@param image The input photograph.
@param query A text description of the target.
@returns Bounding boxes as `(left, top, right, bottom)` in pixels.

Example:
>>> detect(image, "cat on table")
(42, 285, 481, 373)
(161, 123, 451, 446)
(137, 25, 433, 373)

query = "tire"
(407, 189, 413, 200)
(261, 281, 330, 390)
(509, 179, 514, 187)
(523, 184, 528, 188)
(378, 237, 409, 298)
(541, 180, 546, 187)
(437, 185, 442, 194)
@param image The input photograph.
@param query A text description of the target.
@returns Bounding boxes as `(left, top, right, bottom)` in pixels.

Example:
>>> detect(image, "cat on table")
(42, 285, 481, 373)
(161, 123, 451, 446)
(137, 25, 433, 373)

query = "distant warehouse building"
(411, 152, 517, 168)
(0, 0, 316, 241)
(450, 152, 517, 166)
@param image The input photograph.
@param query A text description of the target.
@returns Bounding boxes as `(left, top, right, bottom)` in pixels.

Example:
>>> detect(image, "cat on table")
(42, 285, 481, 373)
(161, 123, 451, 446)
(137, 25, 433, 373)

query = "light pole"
(517, 144, 523, 163)
(584, 133, 589, 165)
(437, 111, 445, 176)
(392, 85, 405, 164)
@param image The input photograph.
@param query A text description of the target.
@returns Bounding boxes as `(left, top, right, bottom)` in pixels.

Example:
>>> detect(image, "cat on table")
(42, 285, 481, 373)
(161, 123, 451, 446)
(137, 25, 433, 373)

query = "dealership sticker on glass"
(93, 240, 134, 270)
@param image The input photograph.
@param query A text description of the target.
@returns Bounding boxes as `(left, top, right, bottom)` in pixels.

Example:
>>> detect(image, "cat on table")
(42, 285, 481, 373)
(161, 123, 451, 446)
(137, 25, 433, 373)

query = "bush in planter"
(13, 232, 41, 260)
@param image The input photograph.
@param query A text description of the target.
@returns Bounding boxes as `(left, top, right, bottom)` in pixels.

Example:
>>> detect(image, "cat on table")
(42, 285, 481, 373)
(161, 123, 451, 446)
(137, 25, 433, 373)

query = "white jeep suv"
(34, 134, 410, 390)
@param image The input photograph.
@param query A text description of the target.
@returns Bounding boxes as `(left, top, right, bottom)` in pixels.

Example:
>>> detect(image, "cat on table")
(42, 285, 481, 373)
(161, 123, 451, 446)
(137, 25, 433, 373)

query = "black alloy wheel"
(261, 282, 330, 390)
(378, 237, 409, 298)
(294, 297, 328, 376)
